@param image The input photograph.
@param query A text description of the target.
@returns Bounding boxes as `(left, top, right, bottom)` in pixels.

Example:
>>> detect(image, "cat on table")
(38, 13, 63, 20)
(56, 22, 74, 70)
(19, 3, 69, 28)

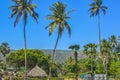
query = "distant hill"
(42, 49, 85, 63)
(0, 49, 85, 63)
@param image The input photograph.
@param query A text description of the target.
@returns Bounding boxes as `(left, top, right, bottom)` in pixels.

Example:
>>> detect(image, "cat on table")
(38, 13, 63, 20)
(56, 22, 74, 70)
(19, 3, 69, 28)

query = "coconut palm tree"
(83, 43, 97, 80)
(101, 39, 111, 80)
(9, 0, 38, 79)
(89, 0, 107, 54)
(46, 2, 73, 79)
(0, 42, 10, 70)
(69, 44, 80, 80)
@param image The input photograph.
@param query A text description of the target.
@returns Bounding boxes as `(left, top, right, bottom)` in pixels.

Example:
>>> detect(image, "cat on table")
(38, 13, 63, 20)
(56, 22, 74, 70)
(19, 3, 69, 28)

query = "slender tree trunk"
(75, 52, 78, 80)
(24, 25, 27, 80)
(104, 53, 108, 80)
(75, 63, 78, 80)
(3, 55, 6, 70)
(48, 34, 60, 80)
(104, 63, 108, 80)
(98, 12, 101, 54)
(91, 55, 94, 80)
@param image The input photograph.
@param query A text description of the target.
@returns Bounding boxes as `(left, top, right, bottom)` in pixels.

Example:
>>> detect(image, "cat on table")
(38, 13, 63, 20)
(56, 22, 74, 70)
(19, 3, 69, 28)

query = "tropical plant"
(0, 42, 10, 70)
(69, 44, 80, 80)
(108, 35, 118, 61)
(109, 61, 120, 79)
(9, 0, 38, 79)
(6, 49, 51, 74)
(116, 43, 120, 61)
(83, 43, 97, 80)
(46, 2, 73, 79)
(89, 0, 107, 54)
(101, 39, 111, 80)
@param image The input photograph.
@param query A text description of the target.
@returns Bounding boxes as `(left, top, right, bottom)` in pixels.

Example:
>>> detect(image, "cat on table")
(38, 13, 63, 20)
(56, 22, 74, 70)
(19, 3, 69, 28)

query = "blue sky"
(0, 0, 120, 50)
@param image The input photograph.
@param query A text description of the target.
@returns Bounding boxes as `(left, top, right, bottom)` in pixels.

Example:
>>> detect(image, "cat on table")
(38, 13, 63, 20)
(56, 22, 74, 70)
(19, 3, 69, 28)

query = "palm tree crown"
(69, 44, 80, 61)
(89, 0, 107, 17)
(0, 42, 10, 57)
(46, 1, 73, 37)
(10, 0, 38, 27)
(83, 43, 97, 58)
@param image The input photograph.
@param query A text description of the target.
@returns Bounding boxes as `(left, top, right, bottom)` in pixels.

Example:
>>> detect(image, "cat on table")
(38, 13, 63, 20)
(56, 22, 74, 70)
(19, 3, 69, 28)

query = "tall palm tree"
(101, 39, 111, 80)
(89, 0, 107, 54)
(9, 0, 38, 79)
(46, 2, 73, 79)
(83, 43, 97, 80)
(69, 44, 80, 80)
(0, 42, 10, 70)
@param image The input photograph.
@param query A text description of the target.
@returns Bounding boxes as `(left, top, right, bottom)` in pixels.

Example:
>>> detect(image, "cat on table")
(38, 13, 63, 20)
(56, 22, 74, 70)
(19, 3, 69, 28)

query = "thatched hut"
(27, 65, 47, 78)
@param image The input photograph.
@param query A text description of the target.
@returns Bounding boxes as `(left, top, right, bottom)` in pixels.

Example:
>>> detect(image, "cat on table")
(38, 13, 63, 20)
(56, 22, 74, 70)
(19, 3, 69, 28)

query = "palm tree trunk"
(3, 55, 6, 70)
(104, 63, 108, 80)
(98, 12, 101, 54)
(48, 34, 60, 80)
(91, 56, 94, 80)
(75, 52, 78, 80)
(75, 63, 78, 80)
(24, 25, 27, 80)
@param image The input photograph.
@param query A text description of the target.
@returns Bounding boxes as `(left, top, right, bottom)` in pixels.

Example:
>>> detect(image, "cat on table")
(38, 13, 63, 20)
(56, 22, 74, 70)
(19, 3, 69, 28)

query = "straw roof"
(27, 65, 47, 77)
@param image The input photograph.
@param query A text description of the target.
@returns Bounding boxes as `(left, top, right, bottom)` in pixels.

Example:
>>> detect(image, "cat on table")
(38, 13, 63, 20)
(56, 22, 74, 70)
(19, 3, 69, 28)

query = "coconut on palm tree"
(46, 2, 73, 79)
(69, 44, 80, 80)
(89, 0, 107, 54)
(9, 0, 38, 79)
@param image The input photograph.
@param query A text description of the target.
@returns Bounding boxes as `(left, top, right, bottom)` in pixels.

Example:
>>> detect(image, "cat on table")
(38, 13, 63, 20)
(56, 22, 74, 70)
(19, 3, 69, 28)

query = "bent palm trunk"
(48, 34, 60, 80)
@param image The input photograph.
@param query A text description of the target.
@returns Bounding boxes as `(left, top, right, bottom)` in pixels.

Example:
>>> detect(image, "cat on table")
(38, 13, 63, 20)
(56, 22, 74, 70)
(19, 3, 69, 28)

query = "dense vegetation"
(0, 0, 120, 80)
(0, 35, 119, 80)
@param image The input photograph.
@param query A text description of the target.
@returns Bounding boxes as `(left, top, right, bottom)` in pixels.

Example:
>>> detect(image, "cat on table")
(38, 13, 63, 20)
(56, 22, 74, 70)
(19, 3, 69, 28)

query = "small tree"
(69, 44, 80, 80)
(83, 43, 97, 80)
(101, 39, 111, 80)
(0, 42, 10, 70)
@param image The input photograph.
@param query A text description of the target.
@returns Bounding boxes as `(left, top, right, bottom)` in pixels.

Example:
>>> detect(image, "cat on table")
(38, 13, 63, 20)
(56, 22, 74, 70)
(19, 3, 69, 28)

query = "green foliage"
(108, 61, 120, 78)
(94, 60, 104, 74)
(6, 49, 49, 73)
(46, 1, 72, 37)
(10, 0, 38, 27)
(0, 42, 10, 57)
(6, 49, 59, 76)
(89, 0, 107, 17)
(5, 77, 63, 80)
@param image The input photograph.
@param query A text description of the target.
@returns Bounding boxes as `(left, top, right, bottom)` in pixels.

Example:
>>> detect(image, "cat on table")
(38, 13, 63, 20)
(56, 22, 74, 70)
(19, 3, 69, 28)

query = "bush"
(5, 77, 64, 80)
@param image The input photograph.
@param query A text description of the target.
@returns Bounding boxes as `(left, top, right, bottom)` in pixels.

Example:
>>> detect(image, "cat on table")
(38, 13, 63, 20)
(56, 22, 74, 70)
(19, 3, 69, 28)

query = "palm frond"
(14, 11, 22, 27)
(64, 21, 71, 37)
(10, 8, 18, 18)
(46, 1, 72, 38)
(64, 10, 74, 17)
(46, 15, 56, 20)
(32, 11, 39, 23)
(46, 21, 57, 36)
(101, 6, 108, 15)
